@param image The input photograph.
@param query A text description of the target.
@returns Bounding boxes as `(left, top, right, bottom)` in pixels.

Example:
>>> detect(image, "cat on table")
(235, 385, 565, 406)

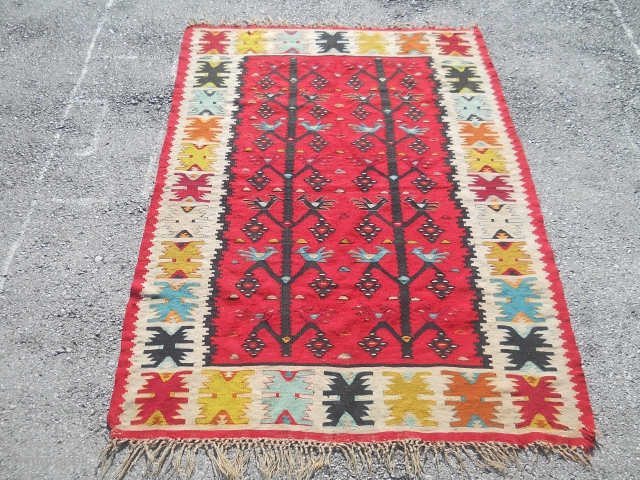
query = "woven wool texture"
(107, 26, 595, 473)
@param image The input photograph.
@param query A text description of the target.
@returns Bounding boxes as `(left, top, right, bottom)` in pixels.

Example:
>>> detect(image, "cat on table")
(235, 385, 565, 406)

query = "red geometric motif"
(131, 371, 190, 426)
(170, 172, 214, 203)
(199, 31, 229, 54)
(468, 174, 515, 202)
(206, 57, 485, 367)
(436, 33, 471, 57)
(508, 375, 568, 430)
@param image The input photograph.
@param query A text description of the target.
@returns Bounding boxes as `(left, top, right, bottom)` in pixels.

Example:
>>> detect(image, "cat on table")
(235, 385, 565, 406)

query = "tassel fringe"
(98, 438, 591, 480)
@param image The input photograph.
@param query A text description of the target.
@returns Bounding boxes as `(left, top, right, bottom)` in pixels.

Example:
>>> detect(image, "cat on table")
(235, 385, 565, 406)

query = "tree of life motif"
(238, 58, 337, 358)
(347, 59, 457, 359)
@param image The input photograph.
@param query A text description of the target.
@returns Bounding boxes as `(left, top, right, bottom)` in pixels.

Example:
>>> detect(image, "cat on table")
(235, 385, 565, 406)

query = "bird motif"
(296, 246, 335, 262)
(344, 93, 375, 103)
(393, 92, 423, 103)
(351, 123, 383, 133)
(238, 247, 279, 261)
(243, 194, 281, 211)
(301, 93, 330, 103)
(349, 246, 392, 263)
(352, 304, 394, 323)
(300, 121, 332, 132)
(255, 92, 284, 101)
(398, 124, 428, 135)
(297, 305, 336, 324)
(351, 196, 389, 211)
(252, 121, 283, 131)
(405, 196, 439, 212)
(411, 247, 449, 263)
(297, 194, 336, 211)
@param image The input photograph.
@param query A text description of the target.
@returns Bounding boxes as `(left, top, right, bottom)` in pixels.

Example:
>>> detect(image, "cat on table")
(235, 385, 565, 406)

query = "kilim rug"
(103, 25, 596, 478)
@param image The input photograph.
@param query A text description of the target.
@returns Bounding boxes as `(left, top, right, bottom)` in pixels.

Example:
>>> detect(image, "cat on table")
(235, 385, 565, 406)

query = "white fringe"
(98, 438, 591, 480)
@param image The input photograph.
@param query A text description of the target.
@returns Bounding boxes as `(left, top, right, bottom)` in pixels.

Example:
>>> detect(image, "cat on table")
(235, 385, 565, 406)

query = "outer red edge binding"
(108, 25, 596, 451)
(107, 27, 196, 430)
(111, 426, 590, 448)
(471, 27, 596, 449)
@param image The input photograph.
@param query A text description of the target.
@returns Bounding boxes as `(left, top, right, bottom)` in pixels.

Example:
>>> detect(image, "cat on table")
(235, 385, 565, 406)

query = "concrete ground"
(0, 0, 639, 478)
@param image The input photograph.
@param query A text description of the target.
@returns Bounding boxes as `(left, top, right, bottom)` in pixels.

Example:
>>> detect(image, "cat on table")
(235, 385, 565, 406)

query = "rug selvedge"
(104, 25, 595, 478)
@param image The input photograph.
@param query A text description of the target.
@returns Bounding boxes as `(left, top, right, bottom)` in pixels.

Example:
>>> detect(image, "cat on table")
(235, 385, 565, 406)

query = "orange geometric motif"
(443, 371, 503, 428)
(131, 371, 190, 426)
(508, 375, 568, 430)
(196, 370, 254, 425)
(397, 33, 428, 55)
(484, 241, 534, 276)
(184, 117, 223, 143)
(460, 122, 501, 147)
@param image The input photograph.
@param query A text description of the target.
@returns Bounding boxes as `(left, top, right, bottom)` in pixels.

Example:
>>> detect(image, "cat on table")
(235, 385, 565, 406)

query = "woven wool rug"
(103, 25, 596, 478)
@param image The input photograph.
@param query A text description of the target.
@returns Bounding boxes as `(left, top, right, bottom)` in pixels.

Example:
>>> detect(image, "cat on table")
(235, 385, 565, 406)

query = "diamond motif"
(309, 104, 329, 119)
(355, 218, 381, 242)
(236, 273, 261, 297)
(242, 332, 266, 357)
(427, 330, 458, 359)
(412, 173, 436, 193)
(352, 137, 374, 152)
(427, 272, 454, 299)
(352, 105, 370, 121)
(346, 75, 364, 90)
(257, 103, 275, 118)
(308, 134, 328, 152)
(304, 171, 331, 192)
(305, 332, 333, 358)
(358, 332, 387, 357)
(407, 138, 428, 154)
(255, 134, 274, 151)
(242, 217, 268, 242)
(309, 218, 335, 242)
(400, 74, 417, 89)
(309, 273, 337, 298)
(404, 106, 424, 122)
(258, 76, 275, 89)
(248, 170, 271, 191)
(418, 218, 443, 243)
(310, 74, 329, 90)
(355, 272, 380, 298)
(353, 171, 377, 192)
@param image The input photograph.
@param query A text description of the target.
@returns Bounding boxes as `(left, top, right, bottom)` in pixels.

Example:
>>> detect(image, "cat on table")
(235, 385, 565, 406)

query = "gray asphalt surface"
(1, 0, 639, 478)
